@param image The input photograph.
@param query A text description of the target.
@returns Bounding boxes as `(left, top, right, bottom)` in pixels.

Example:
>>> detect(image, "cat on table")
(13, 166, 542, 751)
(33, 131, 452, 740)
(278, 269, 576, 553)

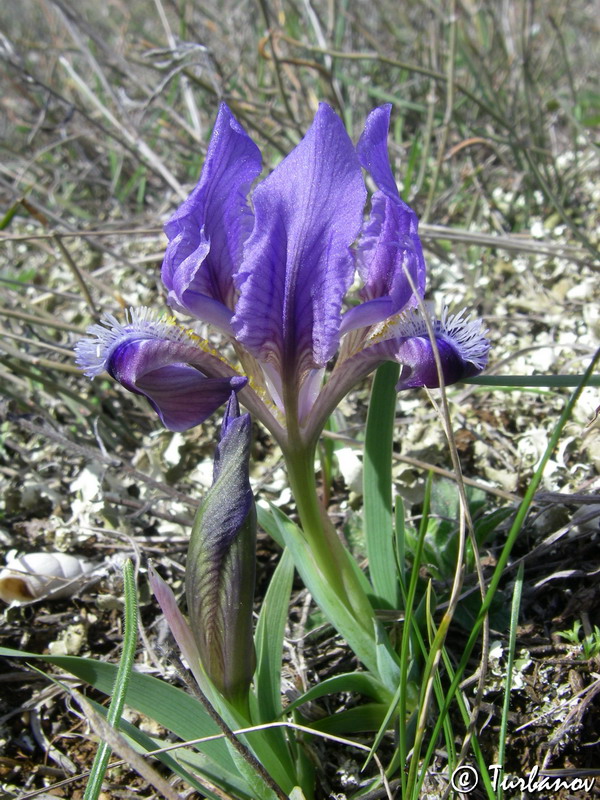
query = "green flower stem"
(284, 441, 376, 640)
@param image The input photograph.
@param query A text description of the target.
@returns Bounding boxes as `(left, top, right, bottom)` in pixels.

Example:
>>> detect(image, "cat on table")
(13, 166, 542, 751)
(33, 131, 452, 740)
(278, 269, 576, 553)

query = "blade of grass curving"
(307, 703, 392, 735)
(465, 374, 600, 388)
(84, 558, 137, 800)
(364, 361, 401, 610)
(497, 562, 524, 800)
(414, 345, 600, 797)
(252, 548, 297, 781)
(362, 476, 432, 778)
(257, 502, 381, 676)
(285, 672, 390, 712)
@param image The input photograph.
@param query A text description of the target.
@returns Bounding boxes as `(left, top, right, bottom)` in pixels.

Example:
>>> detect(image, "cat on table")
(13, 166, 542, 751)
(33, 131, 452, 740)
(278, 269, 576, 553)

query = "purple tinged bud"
(185, 392, 256, 706)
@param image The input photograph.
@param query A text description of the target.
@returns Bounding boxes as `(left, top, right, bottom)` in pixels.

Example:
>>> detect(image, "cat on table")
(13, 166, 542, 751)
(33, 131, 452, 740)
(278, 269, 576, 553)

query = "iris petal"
(343, 105, 426, 333)
(161, 104, 262, 329)
(392, 307, 490, 388)
(128, 357, 246, 432)
(232, 103, 366, 382)
(307, 305, 489, 441)
(75, 309, 246, 432)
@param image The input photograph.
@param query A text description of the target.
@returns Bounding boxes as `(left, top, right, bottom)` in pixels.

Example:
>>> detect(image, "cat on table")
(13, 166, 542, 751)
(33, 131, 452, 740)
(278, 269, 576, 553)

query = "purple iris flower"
(76, 103, 489, 449)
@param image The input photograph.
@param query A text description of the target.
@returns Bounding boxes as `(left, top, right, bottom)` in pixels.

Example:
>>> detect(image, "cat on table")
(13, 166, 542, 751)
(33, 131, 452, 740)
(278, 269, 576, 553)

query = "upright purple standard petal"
(356, 104, 401, 196)
(161, 104, 262, 330)
(74, 309, 246, 431)
(232, 104, 366, 387)
(341, 105, 426, 334)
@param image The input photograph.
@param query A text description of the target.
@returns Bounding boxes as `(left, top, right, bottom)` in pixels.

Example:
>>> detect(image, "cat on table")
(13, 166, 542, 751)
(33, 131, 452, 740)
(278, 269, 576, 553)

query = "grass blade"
(497, 561, 525, 800)
(84, 559, 137, 800)
(363, 361, 401, 609)
(414, 345, 600, 796)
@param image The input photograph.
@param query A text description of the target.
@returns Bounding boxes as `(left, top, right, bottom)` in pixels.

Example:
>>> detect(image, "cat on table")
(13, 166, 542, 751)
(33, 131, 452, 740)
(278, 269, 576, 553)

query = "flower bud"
(185, 392, 256, 706)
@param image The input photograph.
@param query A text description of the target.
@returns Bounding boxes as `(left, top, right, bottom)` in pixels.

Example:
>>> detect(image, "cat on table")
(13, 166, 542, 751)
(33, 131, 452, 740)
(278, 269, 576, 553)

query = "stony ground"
(1, 0, 599, 797)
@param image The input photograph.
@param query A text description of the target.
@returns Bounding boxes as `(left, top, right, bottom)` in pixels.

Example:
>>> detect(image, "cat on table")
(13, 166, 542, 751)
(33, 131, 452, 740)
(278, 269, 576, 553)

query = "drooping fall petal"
(74, 308, 246, 431)
(307, 305, 490, 441)
(391, 307, 490, 389)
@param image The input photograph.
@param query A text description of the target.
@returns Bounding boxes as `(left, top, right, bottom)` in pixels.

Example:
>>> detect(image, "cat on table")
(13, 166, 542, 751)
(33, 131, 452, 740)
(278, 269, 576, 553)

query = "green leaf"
(257, 503, 380, 676)
(285, 672, 390, 712)
(364, 362, 401, 609)
(85, 559, 138, 800)
(308, 704, 394, 735)
(0, 646, 295, 799)
(254, 547, 294, 722)
(86, 697, 251, 800)
(0, 648, 236, 772)
(394, 496, 408, 593)
(374, 619, 401, 690)
(251, 547, 297, 782)
(0, 201, 20, 230)
(465, 374, 600, 387)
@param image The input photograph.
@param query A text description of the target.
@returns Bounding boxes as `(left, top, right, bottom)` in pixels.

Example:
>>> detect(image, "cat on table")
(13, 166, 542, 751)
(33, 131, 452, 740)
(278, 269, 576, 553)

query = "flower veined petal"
(391, 306, 490, 388)
(232, 103, 366, 382)
(161, 103, 262, 328)
(74, 308, 247, 431)
(346, 105, 426, 330)
(307, 305, 489, 441)
(356, 103, 399, 196)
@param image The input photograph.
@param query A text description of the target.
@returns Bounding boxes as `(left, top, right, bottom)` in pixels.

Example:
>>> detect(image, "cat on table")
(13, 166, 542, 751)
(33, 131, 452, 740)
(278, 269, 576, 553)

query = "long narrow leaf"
(85, 696, 252, 800)
(363, 361, 401, 609)
(258, 504, 380, 676)
(0, 648, 236, 770)
(84, 559, 137, 800)
(254, 548, 294, 722)
(1, 646, 292, 799)
(285, 672, 390, 712)
(252, 548, 297, 781)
